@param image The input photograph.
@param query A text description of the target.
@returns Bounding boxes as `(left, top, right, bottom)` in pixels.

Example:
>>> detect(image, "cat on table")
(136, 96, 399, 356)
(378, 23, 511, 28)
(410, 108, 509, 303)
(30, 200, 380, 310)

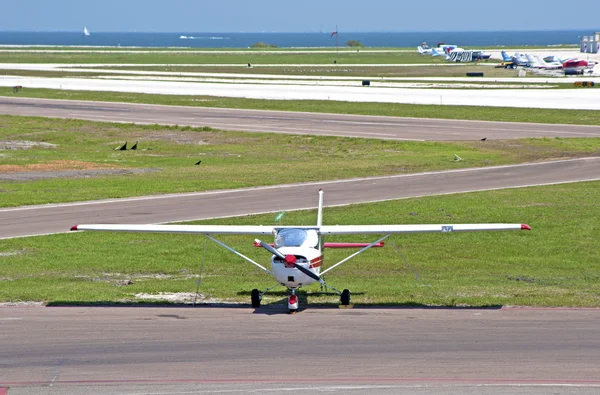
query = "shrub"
(345, 40, 364, 47)
(250, 42, 278, 48)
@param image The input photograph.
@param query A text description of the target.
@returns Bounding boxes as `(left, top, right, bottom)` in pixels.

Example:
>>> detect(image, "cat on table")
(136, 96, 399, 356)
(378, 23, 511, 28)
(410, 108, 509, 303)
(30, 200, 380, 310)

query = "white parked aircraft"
(71, 190, 531, 313)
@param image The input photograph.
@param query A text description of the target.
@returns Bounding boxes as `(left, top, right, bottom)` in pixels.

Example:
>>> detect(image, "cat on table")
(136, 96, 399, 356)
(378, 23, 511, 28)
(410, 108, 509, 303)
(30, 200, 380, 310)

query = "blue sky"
(2, 0, 598, 32)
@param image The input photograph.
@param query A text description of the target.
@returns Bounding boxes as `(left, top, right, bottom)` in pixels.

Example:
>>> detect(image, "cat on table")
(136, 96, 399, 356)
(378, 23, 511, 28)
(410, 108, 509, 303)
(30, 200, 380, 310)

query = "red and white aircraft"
(71, 190, 531, 313)
(562, 58, 593, 72)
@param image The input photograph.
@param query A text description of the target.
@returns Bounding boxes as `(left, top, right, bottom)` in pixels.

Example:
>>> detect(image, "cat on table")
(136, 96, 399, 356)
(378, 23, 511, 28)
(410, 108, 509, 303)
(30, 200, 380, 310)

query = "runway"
(1, 157, 599, 239)
(2, 306, 600, 394)
(1, 97, 600, 141)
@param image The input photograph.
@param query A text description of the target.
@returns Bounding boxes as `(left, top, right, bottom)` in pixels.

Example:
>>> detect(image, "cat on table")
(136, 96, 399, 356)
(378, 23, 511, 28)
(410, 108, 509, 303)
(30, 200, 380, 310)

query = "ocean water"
(0, 30, 589, 48)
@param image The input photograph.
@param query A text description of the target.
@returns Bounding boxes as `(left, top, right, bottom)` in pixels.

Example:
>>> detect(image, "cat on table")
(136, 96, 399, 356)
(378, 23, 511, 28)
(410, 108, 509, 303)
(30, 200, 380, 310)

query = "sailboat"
(83, 26, 90, 36)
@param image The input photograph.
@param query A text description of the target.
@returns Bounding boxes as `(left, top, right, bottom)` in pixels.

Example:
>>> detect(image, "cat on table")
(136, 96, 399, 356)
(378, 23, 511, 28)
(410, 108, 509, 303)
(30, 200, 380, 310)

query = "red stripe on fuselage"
(309, 256, 323, 268)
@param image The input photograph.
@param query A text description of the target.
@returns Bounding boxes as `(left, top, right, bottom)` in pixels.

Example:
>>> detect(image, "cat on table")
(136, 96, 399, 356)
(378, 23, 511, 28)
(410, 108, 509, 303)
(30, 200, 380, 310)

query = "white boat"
(83, 26, 90, 36)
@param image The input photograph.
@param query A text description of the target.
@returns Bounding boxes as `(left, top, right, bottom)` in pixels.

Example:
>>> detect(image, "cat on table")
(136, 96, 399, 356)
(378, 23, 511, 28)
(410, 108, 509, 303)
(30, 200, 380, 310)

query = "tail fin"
(501, 51, 511, 62)
(317, 189, 324, 227)
(432, 48, 439, 56)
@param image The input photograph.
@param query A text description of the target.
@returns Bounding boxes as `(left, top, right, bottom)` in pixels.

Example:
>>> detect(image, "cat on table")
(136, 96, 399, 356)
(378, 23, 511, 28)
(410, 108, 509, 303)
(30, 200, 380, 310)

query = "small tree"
(250, 42, 278, 49)
(345, 40, 364, 47)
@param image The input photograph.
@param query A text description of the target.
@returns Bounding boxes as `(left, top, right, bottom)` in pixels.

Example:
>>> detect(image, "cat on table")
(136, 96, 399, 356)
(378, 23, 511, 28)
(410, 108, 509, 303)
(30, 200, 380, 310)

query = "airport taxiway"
(1, 97, 600, 141)
(2, 306, 600, 394)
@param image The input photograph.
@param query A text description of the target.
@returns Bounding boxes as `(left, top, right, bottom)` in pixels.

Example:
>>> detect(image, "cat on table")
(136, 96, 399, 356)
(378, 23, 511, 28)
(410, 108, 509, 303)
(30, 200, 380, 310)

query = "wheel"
(340, 289, 351, 306)
(251, 288, 261, 308)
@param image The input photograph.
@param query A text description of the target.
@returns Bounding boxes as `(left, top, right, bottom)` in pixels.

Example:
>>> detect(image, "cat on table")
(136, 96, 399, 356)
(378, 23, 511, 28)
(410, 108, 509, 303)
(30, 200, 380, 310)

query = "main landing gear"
(251, 288, 261, 308)
(250, 287, 351, 313)
(340, 289, 351, 306)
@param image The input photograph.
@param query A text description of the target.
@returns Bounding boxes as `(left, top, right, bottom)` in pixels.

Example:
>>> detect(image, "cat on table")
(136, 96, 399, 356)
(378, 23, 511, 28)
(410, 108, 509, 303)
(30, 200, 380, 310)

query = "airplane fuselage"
(271, 246, 322, 289)
(269, 227, 323, 289)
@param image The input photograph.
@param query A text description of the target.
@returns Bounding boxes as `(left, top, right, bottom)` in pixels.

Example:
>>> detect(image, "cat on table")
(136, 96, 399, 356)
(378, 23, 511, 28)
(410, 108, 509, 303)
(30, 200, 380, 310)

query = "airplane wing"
(319, 224, 530, 235)
(71, 224, 276, 235)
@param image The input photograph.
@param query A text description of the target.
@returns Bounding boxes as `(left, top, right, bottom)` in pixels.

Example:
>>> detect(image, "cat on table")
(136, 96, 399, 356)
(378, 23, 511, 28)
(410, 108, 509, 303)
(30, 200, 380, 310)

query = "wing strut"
(320, 234, 391, 275)
(205, 235, 272, 275)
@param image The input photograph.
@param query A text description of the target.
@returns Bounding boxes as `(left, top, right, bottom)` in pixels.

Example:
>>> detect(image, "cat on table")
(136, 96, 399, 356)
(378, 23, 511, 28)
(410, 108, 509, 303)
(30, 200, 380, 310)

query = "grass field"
(1, 181, 598, 307)
(0, 47, 415, 52)
(1, 115, 599, 207)
(1, 46, 598, 309)
(99, 64, 510, 78)
(0, 51, 449, 65)
(0, 64, 515, 79)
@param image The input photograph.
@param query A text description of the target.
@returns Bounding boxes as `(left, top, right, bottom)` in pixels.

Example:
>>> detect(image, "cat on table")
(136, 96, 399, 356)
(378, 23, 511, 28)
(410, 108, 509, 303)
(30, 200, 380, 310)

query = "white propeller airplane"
(71, 189, 531, 313)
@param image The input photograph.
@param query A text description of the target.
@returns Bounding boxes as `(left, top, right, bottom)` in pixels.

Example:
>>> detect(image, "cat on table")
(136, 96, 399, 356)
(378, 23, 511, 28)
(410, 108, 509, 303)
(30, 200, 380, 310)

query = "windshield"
(275, 228, 307, 247)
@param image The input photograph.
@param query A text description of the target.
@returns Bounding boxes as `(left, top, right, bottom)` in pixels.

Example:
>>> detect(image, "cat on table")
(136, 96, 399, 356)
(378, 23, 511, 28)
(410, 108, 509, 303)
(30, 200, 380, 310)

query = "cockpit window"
(275, 228, 307, 247)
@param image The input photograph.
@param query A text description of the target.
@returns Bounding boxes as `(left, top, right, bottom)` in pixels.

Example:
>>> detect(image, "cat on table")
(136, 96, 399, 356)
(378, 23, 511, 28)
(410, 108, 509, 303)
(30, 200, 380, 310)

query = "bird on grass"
(195, 160, 202, 165)
(480, 137, 487, 141)
(130, 141, 138, 150)
(116, 141, 127, 150)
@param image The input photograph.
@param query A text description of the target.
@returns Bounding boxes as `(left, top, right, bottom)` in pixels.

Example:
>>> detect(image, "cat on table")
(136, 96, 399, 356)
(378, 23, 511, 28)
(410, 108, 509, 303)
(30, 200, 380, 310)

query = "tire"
(251, 288, 261, 308)
(340, 289, 351, 306)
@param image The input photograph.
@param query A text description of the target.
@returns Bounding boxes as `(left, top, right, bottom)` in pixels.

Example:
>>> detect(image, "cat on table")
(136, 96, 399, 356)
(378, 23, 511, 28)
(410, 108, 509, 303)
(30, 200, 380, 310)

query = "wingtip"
(521, 224, 531, 230)
(70, 225, 78, 231)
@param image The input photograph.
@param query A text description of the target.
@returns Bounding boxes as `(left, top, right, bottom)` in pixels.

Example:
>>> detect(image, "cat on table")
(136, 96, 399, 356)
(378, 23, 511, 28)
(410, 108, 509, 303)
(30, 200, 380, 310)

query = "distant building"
(580, 32, 600, 53)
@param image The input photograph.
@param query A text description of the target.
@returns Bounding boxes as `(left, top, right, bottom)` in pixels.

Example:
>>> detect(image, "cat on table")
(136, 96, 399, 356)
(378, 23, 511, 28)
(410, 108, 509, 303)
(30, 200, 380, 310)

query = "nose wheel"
(288, 292, 299, 314)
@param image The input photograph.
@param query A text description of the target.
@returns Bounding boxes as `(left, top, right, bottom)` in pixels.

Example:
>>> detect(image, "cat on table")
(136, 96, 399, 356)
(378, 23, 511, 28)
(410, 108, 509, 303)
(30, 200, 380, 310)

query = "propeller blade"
(293, 263, 323, 284)
(255, 239, 322, 283)
(255, 239, 286, 259)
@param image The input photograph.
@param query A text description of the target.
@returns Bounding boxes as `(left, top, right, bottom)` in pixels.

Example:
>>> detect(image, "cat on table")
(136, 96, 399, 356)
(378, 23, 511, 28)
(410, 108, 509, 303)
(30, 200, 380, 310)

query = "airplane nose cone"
(284, 255, 297, 264)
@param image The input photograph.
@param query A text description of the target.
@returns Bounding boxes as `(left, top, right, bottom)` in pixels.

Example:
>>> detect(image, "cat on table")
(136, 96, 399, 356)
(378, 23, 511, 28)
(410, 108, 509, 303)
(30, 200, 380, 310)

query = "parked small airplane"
(446, 49, 492, 62)
(71, 190, 531, 313)
(431, 48, 446, 57)
(527, 54, 562, 70)
(417, 42, 433, 54)
(562, 58, 591, 72)
(501, 51, 530, 68)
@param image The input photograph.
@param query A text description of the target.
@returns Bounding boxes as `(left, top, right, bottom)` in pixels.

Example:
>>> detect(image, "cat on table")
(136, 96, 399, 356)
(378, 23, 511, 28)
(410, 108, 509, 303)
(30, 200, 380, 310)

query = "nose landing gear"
(250, 286, 351, 313)
(288, 290, 299, 314)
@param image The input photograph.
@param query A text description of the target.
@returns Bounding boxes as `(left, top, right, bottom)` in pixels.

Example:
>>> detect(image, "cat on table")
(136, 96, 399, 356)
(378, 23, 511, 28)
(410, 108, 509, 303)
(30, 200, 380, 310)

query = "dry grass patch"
(0, 160, 120, 173)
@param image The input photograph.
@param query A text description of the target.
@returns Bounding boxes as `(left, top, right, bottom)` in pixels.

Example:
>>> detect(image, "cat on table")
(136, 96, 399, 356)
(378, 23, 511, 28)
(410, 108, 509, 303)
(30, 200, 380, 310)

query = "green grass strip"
(1, 181, 598, 307)
(1, 115, 599, 207)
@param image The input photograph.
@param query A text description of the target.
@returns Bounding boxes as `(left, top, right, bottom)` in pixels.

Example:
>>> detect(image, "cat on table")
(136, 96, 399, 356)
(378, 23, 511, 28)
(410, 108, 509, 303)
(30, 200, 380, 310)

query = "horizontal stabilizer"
(323, 242, 385, 248)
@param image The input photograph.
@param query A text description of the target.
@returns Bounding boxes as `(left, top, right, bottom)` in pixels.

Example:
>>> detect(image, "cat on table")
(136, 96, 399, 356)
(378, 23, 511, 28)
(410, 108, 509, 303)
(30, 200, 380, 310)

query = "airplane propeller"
(254, 239, 324, 284)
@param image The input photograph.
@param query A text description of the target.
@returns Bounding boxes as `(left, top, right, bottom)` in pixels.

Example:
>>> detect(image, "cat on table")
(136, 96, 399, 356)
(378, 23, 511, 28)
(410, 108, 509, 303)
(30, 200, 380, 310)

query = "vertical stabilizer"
(317, 189, 324, 227)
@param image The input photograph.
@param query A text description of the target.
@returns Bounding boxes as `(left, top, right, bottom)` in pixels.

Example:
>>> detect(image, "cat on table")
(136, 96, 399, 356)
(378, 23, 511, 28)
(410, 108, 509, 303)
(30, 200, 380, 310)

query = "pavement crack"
(49, 360, 64, 387)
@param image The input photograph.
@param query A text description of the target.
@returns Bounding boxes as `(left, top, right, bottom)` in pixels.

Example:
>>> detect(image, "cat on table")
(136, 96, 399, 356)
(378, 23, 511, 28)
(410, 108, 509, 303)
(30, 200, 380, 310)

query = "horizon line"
(0, 28, 597, 34)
